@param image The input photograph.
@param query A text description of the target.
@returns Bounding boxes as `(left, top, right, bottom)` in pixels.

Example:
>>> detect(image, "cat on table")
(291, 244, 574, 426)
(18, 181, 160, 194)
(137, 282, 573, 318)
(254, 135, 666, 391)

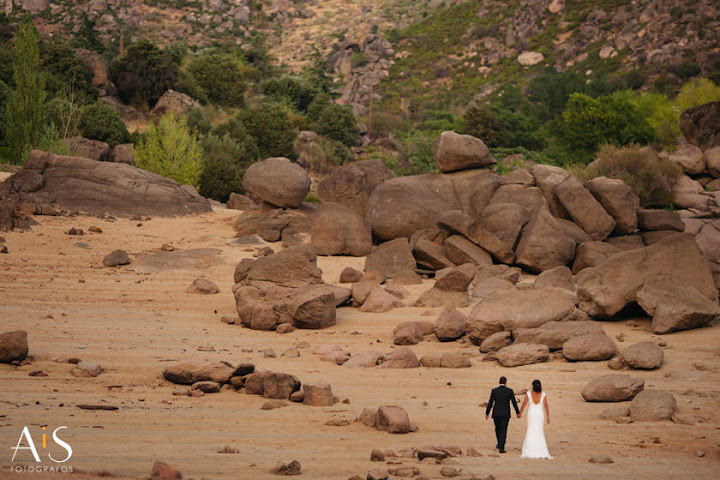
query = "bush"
(317, 137, 352, 166)
(314, 103, 360, 147)
(237, 102, 296, 159)
(40, 40, 95, 98)
(135, 113, 203, 187)
(555, 92, 656, 164)
(79, 102, 130, 146)
(675, 78, 720, 113)
(110, 39, 177, 109)
(459, 103, 508, 147)
(45, 95, 82, 140)
(198, 134, 256, 202)
(583, 144, 682, 207)
(260, 74, 317, 112)
(635, 93, 678, 148)
(186, 52, 245, 107)
(369, 111, 407, 138)
(175, 70, 208, 104)
(186, 106, 219, 136)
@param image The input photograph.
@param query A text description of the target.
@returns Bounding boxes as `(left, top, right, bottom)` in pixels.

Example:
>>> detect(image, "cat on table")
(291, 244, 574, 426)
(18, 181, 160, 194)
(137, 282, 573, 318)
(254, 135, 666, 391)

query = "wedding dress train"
(520, 392, 553, 459)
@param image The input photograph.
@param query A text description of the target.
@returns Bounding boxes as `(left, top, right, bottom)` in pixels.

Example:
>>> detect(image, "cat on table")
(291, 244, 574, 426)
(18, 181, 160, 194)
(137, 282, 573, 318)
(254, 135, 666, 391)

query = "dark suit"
(486, 384, 520, 451)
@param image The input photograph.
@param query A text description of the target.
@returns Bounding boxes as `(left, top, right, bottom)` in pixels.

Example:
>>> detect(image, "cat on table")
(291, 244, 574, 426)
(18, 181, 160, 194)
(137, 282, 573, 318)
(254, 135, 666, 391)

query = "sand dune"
(1, 209, 718, 479)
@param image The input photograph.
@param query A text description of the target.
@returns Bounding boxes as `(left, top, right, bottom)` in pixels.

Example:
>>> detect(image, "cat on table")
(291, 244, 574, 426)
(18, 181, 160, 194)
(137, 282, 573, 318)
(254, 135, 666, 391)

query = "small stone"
(466, 447, 482, 457)
(103, 249, 130, 267)
(217, 445, 238, 453)
(276, 323, 295, 334)
(172, 388, 190, 396)
(186, 278, 220, 294)
(66, 227, 84, 235)
(366, 469, 389, 480)
(150, 461, 182, 479)
(70, 362, 103, 378)
(221, 316, 238, 325)
(326, 418, 351, 426)
(283, 348, 300, 358)
(189, 389, 205, 397)
(589, 454, 614, 464)
(264, 349, 277, 358)
(192, 381, 221, 393)
(440, 466, 460, 477)
(696, 450, 705, 457)
(262, 400, 288, 410)
(88, 226, 103, 233)
(371, 449, 385, 462)
(0, 246, 7, 254)
(271, 460, 301, 475)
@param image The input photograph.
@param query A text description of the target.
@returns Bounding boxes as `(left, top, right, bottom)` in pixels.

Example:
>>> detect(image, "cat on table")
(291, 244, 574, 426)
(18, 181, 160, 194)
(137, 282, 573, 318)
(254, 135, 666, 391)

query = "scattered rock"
(496, 343, 550, 367)
(150, 461, 182, 480)
(192, 381, 221, 393)
(393, 322, 425, 346)
(629, 389, 678, 421)
(303, 383, 335, 407)
(103, 249, 130, 267)
(589, 455, 614, 464)
(621, 341, 664, 370)
(376, 405, 412, 434)
(378, 348, 420, 369)
(311, 202, 373, 256)
(563, 334, 617, 361)
(270, 460, 301, 476)
(479, 331, 512, 353)
(435, 131, 495, 173)
(0, 330, 28, 363)
(163, 362, 234, 385)
(581, 374, 645, 402)
(186, 278, 220, 294)
(70, 361, 103, 378)
(243, 158, 310, 208)
(261, 400, 289, 410)
(434, 307, 467, 342)
(340, 267, 363, 283)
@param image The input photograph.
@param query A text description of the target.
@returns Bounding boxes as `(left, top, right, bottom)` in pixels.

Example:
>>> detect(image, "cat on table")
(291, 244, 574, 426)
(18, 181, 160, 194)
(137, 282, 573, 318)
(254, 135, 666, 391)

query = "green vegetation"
(186, 51, 246, 107)
(135, 113, 203, 187)
(78, 102, 131, 147)
(5, 16, 46, 164)
(110, 39, 177, 109)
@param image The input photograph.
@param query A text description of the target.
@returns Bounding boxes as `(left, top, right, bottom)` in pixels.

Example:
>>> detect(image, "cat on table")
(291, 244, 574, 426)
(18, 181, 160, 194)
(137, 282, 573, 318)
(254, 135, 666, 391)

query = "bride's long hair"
(532, 379, 542, 393)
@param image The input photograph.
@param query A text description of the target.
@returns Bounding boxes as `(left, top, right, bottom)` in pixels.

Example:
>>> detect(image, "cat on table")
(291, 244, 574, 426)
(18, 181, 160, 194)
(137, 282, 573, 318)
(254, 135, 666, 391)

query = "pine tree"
(5, 16, 46, 164)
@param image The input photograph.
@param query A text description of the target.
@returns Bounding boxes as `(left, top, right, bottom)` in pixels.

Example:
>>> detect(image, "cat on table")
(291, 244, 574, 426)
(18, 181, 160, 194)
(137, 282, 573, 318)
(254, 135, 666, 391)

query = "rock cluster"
(162, 361, 336, 406)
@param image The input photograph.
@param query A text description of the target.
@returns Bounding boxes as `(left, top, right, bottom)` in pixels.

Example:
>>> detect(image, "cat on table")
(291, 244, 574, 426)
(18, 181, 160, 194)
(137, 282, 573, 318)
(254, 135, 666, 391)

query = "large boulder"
(366, 174, 459, 241)
(1, 151, 210, 220)
(243, 157, 310, 208)
(413, 238, 455, 270)
(515, 204, 577, 273)
(705, 147, 720, 178)
(0, 330, 29, 363)
(289, 286, 337, 329)
(311, 202, 372, 256)
(61, 137, 111, 162)
(581, 374, 645, 402)
(376, 406, 413, 434)
(110, 144, 134, 165)
(636, 209, 685, 232)
(533, 266, 575, 293)
(233, 207, 312, 241)
(562, 334, 617, 361)
(576, 234, 718, 319)
(393, 322, 425, 345)
(668, 141, 706, 175)
(365, 238, 420, 284)
(621, 341, 664, 370)
(151, 89, 200, 117)
(584, 177, 639, 235)
(359, 287, 404, 313)
(317, 159, 395, 217)
(447, 169, 501, 218)
(244, 246, 323, 288)
(680, 100, 720, 151)
(263, 372, 301, 399)
(435, 131, 495, 172)
(479, 202, 530, 249)
(433, 307, 467, 342)
(572, 241, 621, 274)
(443, 235, 493, 267)
(636, 280, 720, 334)
(629, 390, 678, 421)
(464, 221, 515, 264)
(496, 343, 550, 367)
(554, 175, 615, 240)
(529, 164, 570, 218)
(513, 321, 604, 351)
(378, 348, 420, 369)
(466, 288, 577, 344)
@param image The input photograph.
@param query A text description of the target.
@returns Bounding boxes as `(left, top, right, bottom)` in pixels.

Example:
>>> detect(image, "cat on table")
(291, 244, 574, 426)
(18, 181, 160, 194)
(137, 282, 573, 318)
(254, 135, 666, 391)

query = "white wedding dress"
(521, 392, 553, 459)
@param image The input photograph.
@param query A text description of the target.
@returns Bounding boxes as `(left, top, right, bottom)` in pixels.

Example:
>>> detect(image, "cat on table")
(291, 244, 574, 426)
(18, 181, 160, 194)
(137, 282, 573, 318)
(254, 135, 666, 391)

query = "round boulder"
(435, 131, 495, 173)
(433, 306, 467, 342)
(621, 341, 664, 370)
(629, 389, 678, 421)
(243, 157, 310, 208)
(562, 334, 617, 362)
(581, 374, 645, 402)
(0, 330, 29, 363)
(496, 343, 549, 367)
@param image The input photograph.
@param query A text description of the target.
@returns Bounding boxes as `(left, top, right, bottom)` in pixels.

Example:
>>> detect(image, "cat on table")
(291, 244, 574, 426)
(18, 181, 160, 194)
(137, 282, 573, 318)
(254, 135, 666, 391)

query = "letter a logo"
(11, 426, 41, 463)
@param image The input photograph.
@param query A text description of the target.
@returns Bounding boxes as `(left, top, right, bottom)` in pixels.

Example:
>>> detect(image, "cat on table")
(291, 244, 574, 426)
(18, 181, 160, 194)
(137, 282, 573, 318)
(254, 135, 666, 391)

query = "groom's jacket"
(486, 385, 520, 418)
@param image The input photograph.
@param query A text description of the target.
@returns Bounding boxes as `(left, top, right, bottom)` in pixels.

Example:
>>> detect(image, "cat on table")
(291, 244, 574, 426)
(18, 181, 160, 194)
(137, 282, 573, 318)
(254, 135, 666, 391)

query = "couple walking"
(485, 376, 553, 459)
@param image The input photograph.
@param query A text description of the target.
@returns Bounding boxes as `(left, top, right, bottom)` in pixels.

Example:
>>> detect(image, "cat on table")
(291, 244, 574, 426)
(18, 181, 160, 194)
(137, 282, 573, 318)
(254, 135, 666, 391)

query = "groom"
(485, 376, 520, 453)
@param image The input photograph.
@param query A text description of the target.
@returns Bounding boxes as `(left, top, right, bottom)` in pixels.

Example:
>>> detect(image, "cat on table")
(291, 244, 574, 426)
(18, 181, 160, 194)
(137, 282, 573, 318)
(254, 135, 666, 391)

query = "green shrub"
(675, 78, 720, 113)
(317, 137, 352, 166)
(135, 113, 203, 187)
(634, 93, 678, 148)
(459, 103, 508, 147)
(305, 92, 332, 123)
(198, 134, 256, 202)
(186, 52, 245, 107)
(175, 69, 208, 104)
(79, 102, 130, 147)
(260, 74, 317, 112)
(369, 111, 408, 138)
(555, 91, 655, 164)
(45, 95, 82, 140)
(40, 40, 95, 98)
(237, 102, 296, 159)
(583, 144, 682, 207)
(186, 106, 218, 136)
(314, 103, 360, 147)
(110, 39, 177, 109)
(0, 79, 9, 145)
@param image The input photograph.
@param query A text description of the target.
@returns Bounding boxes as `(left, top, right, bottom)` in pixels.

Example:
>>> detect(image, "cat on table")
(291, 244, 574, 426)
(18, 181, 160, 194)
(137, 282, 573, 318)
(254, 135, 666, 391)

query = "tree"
(135, 113, 203, 187)
(675, 78, 720, 113)
(70, 12, 105, 54)
(198, 134, 257, 202)
(40, 40, 95, 98)
(5, 16, 46, 164)
(459, 103, 508, 147)
(186, 52, 246, 107)
(260, 74, 317, 112)
(237, 102, 296, 159)
(109, 39, 177, 109)
(314, 103, 360, 147)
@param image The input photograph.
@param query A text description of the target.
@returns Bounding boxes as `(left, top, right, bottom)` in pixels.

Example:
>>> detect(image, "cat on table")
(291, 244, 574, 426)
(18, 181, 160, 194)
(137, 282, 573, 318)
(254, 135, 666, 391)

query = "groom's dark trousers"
(486, 385, 520, 451)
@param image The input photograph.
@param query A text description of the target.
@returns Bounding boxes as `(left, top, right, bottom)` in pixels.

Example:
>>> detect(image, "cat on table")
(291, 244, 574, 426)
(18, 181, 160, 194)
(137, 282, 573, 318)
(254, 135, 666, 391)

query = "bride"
(518, 379, 553, 459)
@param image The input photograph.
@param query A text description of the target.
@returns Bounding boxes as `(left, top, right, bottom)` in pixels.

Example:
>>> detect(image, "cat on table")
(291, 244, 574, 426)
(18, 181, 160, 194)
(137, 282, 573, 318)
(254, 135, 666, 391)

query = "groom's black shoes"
(499, 450, 507, 453)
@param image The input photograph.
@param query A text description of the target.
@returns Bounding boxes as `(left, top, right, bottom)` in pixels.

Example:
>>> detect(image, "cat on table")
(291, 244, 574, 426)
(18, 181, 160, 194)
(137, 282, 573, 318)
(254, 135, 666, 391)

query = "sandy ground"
(1, 208, 719, 480)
